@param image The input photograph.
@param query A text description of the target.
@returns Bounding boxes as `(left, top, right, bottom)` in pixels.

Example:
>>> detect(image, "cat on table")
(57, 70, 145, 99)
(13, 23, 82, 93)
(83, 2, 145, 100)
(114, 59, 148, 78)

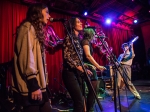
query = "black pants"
(62, 69, 98, 112)
(86, 80, 99, 112)
(62, 69, 84, 112)
(23, 101, 52, 112)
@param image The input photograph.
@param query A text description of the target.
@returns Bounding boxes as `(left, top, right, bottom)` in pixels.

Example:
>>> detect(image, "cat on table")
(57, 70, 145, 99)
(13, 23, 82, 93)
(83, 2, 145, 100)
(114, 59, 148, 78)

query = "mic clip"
(95, 35, 106, 39)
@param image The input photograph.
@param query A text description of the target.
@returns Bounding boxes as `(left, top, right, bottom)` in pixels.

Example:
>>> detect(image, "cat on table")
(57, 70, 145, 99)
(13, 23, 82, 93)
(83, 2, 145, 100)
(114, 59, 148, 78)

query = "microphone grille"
(49, 18, 54, 22)
(84, 24, 88, 28)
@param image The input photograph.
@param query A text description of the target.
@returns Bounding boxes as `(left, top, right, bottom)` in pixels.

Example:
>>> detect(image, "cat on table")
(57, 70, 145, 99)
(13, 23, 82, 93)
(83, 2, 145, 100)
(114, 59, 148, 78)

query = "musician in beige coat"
(12, 3, 52, 112)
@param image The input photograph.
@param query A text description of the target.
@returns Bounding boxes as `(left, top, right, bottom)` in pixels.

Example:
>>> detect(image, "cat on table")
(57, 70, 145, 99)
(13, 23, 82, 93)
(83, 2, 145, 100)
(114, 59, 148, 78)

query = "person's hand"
(84, 64, 89, 68)
(76, 66, 93, 76)
(98, 66, 106, 72)
(84, 63, 96, 70)
(86, 69, 93, 76)
(91, 65, 96, 70)
(130, 43, 133, 48)
(31, 89, 42, 101)
(115, 62, 120, 65)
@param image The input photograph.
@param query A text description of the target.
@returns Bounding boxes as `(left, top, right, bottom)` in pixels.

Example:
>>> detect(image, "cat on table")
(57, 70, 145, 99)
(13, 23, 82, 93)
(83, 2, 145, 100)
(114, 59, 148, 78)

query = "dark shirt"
(81, 39, 93, 64)
(118, 50, 135, 66)
(63, 34, 83, 69)
(81, 38, 98, 80)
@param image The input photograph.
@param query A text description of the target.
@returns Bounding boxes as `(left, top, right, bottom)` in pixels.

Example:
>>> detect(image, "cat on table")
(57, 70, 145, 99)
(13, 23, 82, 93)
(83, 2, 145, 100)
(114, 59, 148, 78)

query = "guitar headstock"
(129, 36, 139, 45)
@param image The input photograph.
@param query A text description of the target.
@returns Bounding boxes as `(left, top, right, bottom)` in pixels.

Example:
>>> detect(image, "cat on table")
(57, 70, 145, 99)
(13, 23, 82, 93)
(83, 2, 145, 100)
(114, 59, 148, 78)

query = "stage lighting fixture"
(134, 19, 137, 23)
(106, 18, 111, 24)
(84, 12, 88, 16)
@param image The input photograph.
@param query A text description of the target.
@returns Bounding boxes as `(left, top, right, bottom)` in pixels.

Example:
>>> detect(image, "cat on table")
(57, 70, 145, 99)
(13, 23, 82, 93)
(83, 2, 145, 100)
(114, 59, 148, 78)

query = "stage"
(51, 80, 150, 112)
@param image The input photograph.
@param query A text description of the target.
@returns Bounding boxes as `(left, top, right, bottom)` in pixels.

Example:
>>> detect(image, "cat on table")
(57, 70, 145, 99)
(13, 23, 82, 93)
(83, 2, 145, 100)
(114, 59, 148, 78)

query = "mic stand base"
(113, 66, 122, 112)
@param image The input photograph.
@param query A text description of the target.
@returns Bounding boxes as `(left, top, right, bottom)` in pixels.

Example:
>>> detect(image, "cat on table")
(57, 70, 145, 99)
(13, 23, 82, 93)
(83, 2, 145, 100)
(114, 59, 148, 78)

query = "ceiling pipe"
(116, 0, 139, 14)
(50, 7, 79, 15)
(106, 5, 135, 20)
(90, 0, 136, 25)
(91, 0, 116, 14)
(49, 7, 103, 22)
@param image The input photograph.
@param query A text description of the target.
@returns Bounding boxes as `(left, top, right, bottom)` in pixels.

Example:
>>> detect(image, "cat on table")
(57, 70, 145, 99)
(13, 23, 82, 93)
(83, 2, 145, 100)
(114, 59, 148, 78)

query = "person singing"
(12, 3, 52, 112)
(62, 17, 92, 112)
(117, 43, 141, 99)
(81, 27, 106, 112)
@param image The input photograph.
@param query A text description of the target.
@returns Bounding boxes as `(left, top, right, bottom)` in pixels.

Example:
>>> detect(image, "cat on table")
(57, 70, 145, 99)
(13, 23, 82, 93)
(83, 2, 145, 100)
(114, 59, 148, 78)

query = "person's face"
(42, 7, 51, 24)
(74, 18, 83, 31)
(124, 46, 129, 51)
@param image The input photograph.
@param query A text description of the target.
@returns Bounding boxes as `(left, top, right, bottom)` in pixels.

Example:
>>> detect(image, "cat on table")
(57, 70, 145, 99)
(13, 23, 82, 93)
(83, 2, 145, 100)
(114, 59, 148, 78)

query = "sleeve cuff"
(27, 78, 40, 92)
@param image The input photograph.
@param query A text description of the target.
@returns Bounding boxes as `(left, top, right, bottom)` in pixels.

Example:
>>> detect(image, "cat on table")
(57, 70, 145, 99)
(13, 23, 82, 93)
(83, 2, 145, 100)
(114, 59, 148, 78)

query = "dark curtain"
(0, 0, 134, 91)
(140, 22, 150, 56)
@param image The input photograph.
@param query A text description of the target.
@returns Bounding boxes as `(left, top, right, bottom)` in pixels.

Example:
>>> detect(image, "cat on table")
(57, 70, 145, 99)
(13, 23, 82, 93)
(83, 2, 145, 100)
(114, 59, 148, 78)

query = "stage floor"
(51, 80, 150, 112)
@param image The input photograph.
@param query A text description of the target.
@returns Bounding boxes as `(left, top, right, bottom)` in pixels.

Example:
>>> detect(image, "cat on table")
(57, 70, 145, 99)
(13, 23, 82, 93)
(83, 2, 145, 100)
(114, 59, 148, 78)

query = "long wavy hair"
(26, 3, 48, 50)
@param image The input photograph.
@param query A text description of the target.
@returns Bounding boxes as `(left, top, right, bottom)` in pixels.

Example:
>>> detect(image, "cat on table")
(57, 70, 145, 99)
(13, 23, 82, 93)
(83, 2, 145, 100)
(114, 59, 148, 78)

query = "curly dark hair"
(26, 3, 48, 49)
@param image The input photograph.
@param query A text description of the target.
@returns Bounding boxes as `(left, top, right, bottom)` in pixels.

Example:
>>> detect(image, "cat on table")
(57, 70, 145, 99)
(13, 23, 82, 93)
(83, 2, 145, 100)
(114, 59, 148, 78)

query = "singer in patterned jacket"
(62, 17, 93, 112)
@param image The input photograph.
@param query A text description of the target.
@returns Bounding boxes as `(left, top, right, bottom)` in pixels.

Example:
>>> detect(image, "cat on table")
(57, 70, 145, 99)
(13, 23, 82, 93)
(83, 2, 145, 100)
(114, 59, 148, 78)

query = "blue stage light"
(134, 19, 138, 23)
(84, 12, 88, 16)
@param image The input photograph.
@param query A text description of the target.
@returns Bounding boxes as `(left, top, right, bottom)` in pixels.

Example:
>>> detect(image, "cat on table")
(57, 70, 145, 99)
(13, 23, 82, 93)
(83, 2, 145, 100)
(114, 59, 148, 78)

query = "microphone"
(84, 25, 96, 29)
(49, 18, 67, 22)
(95, 31, 107, 38)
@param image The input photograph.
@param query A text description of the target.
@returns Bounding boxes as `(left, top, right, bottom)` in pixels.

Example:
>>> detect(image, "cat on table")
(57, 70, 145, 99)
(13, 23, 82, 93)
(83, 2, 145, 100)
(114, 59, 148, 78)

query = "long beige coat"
(12, 22, 48, 96)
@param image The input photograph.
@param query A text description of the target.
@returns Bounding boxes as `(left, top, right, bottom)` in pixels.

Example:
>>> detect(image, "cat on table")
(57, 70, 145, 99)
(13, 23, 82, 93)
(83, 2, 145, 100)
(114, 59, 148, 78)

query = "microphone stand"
(54, 78, 68, 92)
(62, 21, 103, 111)
(96, 33, 131, 112)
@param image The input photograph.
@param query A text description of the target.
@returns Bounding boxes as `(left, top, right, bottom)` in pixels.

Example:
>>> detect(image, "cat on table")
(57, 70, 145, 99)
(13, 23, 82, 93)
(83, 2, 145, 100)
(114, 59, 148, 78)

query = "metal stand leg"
(113, 68, 122, 112)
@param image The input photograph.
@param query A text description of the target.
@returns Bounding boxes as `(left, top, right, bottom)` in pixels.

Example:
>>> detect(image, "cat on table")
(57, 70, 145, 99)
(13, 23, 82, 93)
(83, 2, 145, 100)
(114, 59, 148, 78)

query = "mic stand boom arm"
(62, 22, 103, 111)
